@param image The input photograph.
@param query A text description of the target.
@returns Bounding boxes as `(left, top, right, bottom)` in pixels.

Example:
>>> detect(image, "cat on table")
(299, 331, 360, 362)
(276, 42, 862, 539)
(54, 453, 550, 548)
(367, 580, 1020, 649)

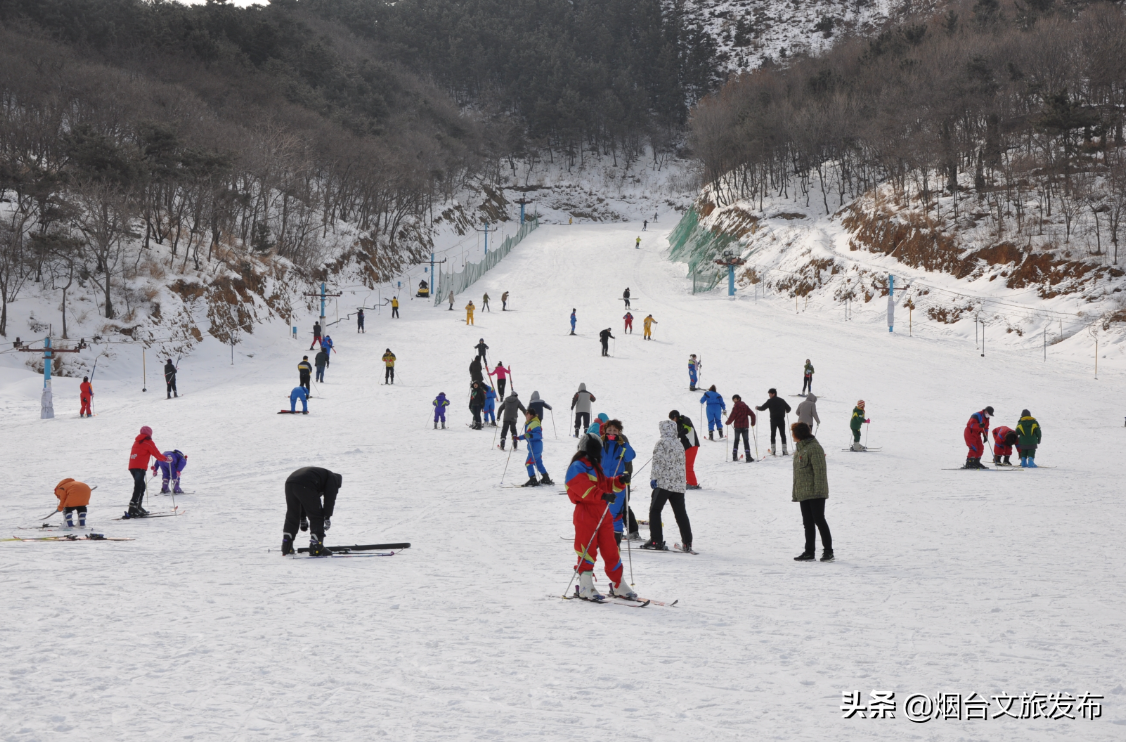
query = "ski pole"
(624, 483, 634, 585)
(562, 501, 611, 598)
(500, 444, 514, 484)
(865, 421, 870, 449)
(492, 417, 499, 447)
(550, 408, 557, 439)
(752, 423, 760, 459)
(632, 456, 653, 477)
(41, 509, 58, 521)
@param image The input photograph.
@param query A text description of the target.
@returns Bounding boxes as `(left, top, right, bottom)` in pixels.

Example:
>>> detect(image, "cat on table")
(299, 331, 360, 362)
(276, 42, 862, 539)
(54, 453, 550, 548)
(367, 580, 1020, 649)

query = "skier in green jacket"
(1015, 409, 1042, 467)
(849, 400, 869, 451)
(801, 359, 814, 395)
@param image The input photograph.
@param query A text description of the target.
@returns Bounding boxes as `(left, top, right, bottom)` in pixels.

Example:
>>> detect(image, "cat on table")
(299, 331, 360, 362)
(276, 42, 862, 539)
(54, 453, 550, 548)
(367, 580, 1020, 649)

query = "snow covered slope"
(2, 221, 1124, 740)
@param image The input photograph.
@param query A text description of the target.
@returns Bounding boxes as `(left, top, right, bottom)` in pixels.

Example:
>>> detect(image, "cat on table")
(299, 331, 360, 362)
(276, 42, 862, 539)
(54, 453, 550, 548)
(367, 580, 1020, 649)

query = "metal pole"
(981, 321, 985, 358)
(320, 282, 326, 321)
(561, 502, 612, 599)
(484, 222, 489, 256)
(142, 348, 147, 392)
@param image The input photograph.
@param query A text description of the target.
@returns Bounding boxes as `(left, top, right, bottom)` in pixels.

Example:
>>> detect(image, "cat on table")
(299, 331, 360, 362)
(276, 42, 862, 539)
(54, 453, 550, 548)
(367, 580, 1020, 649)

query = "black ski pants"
(649, 488, 692, 548)
(129, 468, 147, 506)
(600, 341, 609, 356)
(770, 417, 787, 446)
(799, 498, 832, 553)
(501, 419, 519, 446)
(299, 372, 310, 393)
(732, 427, 751, 458)
(801, 375, 812, 395)
(497, 378, 506, 398)
(166, 377, 177, 398)
(470, 403, 483, 428)
(284, 482, 336, 542)
(574, 411, 590, 436)
(392, 306, 399, 318)
(385, 366, 394, 383)
(357, 319, 364, 333)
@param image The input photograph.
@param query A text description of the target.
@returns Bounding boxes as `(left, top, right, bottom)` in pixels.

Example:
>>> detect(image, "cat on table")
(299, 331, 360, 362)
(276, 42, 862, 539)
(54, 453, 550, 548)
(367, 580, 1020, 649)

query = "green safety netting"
(434, 217, 539, 306)
(667, 206, 738, 294)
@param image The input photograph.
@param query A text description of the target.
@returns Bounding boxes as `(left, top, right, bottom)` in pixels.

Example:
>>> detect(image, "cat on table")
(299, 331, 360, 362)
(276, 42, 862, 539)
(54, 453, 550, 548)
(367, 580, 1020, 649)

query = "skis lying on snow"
(295, 542, 411, 554)
(278, 410, 309, 414)
(3, 533, 134, 542)
(841, 448, 882, 452)
(941, 467, 1024, 471)
(19, 524, 95, 531)
(114, 510, 186, 520)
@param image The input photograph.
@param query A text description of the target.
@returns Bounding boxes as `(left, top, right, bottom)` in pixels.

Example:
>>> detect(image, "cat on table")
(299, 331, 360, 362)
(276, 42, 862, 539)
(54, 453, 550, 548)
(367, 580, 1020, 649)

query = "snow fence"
(667, 206, 738, 294)
(434, 217, 539, 306)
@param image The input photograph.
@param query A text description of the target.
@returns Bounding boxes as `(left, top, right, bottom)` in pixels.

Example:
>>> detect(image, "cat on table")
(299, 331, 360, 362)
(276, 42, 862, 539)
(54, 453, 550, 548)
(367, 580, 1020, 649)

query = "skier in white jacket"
(642, 420, 693, 552)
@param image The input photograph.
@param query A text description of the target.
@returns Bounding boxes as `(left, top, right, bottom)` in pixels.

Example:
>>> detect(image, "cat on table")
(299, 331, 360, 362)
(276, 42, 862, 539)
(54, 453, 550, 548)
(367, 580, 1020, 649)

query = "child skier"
(726, 394, 756, 462)
(127, 426, 169, 517)
(623, 312, 634, 333)
(290, 386, 309, 413)
(991, 426, 1019, 465)
(643, 420, 692, 552)
(80, 376, 94, 417)
(321, 335, 334, 357)
(801, 359, 814, 395)
(601, 419, 638, 544)
(963, 406, 993, 469)
(643, 314, 657, 340)
(699, 385, 726, 439)
(849, 401, 869, 451)
(522, 409, 552, 486)
(1016, 409, 1042, 467)
(469, 381, 486, 429)
(566, 435, 635, 601)
(569, 309, 577, 335)
(688, 354, 701, 390)
(382, 349, 396, 384)
(483, 384, 497, 426)
(55, 478, 92, 527)
(433, 392, 450, 429)
(152, 450, 188, 494)
(475, 338, 489, 366)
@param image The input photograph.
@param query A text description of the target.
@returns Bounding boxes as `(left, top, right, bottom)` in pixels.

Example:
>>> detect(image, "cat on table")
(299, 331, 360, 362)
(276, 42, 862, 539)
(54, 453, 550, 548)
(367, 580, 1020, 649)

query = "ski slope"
(2, 223, 1124, 740)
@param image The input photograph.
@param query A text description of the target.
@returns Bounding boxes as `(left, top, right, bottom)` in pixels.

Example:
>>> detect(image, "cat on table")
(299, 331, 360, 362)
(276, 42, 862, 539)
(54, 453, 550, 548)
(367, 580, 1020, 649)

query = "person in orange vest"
(55, 478, 92, 527)
(80, 376, 94, 417)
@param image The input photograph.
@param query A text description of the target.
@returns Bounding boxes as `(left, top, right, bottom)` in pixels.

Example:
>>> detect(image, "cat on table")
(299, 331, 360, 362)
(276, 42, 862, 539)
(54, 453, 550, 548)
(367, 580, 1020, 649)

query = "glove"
(601, 493, 617, 504)
(865, 419, 870, 424)
(650, 479, 657, 490)
(619, 471, 631, 485)
(323, 517, 331, 531)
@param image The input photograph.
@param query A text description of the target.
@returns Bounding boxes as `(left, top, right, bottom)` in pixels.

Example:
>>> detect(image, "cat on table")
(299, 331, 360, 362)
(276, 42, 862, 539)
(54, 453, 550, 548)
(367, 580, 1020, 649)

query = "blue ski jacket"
(699, 390, 726, 411)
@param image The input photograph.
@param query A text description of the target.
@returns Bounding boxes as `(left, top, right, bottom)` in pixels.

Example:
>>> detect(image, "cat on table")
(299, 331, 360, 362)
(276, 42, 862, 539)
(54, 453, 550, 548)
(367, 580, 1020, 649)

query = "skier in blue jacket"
(700, 385, 726, 440)
(289, 386, 308, 413)
(483, 385, 497, 426)
(522, 409, 552, 486)
(570, 309, 577, 335)
(688, 354, 701, 391)
(432, 392, 450, 429)
(152, 449, 188, 494)
(321, 335, 334, 357)
(600, 419, 638, 543)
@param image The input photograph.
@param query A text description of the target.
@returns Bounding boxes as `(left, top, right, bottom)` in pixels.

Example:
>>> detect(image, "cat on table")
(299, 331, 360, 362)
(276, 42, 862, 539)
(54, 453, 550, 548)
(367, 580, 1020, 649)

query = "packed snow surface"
(2, 222, 1124, 740)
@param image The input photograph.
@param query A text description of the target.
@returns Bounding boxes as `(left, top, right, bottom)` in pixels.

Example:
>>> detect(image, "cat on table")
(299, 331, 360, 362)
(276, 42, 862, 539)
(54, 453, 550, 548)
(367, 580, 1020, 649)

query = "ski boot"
(709, 430, 714, 441)
(675, 542, 694, 553)
(441, 421, 446, 429)
(993, 455, 1002, 465)
(640, 540, 668, 551)
(308, 535, 332, 557)
(281, 534, 295, 556)
(745, 451, 754, 462)
(577, 570, 604, 601)
(820, 549, 835, 562)
(77, 510, 86, 527)
(782, 444, 789, 456)
(1026, 458, 1038, 468)
(300, 516, 309, 532)
(160, 485, 171, 494)
(539, 475, 554, 486)
(1001, 455, 1012, 466)
(434, 421, 438, 429)
(610, 579, 638, 600)
(64, 510, 75, 528)
(499, 441, 506, 450)
(794, 551, 815, 561)
(522, 477, 540, 487)
(850, 442, 866, 451)
(626, 531, 643, 541)
(173, 485, 184, 495)
(732, 450, 739, 462)
(686, 484, 701, 490)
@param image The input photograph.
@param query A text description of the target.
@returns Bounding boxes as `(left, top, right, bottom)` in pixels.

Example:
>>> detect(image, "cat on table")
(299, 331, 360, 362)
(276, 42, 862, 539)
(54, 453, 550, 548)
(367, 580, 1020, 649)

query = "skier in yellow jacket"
(465, 300, 475, 325)
(643, 314, 657, 340)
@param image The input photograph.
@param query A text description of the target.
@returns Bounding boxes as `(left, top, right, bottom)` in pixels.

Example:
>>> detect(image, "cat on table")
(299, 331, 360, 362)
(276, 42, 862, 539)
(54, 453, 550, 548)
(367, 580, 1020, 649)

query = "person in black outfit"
(599, 328, 614, 357)
(357, 309, 365, 333)
(469, 381, 486, 429)
(755, 388, 792, 455)
(164, 359, 178, 398)
(475, 338, 489, 366)
(298, 356, 312, 392)
(310, 321, 322, 351)
(623, 288, 631, 309)
(282, 467, 342, 556)
(314, 349, 329, 383)
(469, 355, 484, 385)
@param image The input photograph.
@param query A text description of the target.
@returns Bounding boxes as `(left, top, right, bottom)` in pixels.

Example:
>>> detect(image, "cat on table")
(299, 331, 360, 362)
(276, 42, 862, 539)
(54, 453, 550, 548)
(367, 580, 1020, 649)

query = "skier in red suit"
(565, 435, 634, 601)
(963, 406, 993, 469)
(79, 376, 94, 418)
(991, 425, 1019, 466)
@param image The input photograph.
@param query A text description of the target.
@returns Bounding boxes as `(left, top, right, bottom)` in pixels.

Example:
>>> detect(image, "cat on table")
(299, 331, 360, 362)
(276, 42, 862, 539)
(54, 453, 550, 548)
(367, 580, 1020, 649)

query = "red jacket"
(725, 400, 756, 428)
(966, 411, 990, 441)
(489, 364, 511, 380)
(991, 426, 1016, 454)
(565, 456, 623, 510)
(80, 381, 93, 399)
(129, 435, 167, 470)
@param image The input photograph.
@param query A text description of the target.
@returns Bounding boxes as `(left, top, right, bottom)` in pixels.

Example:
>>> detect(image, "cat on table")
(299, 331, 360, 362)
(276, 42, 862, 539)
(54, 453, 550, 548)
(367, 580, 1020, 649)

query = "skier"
(79, 375, 94, 418)
(669, 409, 701, 489)
(289, 385, 309, 413)
(314, 348, 329, 383)
(521, 409, 553, 486)
(281, 466, 342, 557)
(433, 392, 449, 430)
(635, 236, 641, 249)
(699, 385, 726, 439)
(565, 435, 634, 601)
(475, 338, 489, 366)
(55, 478, 92, 528)
(297, 356, 312, 393)
(164, 359, 178, 399)
(468, 381, 486, 429)
(688, 354, 701, 391)
(643, 219, 648, 231)
(991, 425, 1019, 465)
(528, 390, 552, 421)
(599, 328, 614, 357)
(482, 292, 490, 312)
(488, 361, 511, 398)
(391, 296, 399, 318)
(849, 401, 869, 451)
(571, 383, 596, 437)
(726, 394, 756, 462)
(801, 359, 814, 395)
(382, 348, 396, 384)
(963, 406, 993, 469)
(483, 384, 497, 426)
(643, 314, 657, 340)
(623, 312, 634, 333)
(601, 419, 638, 544)
(417, 279, 429, 297)
(151, 449, 188, 494)
(756, 388, 792, 455)
(623, 287, 631, 309)
(643, 419, 692, 552)
(356, 308, 365, 333)
(502, 291, 509, 311)
(310, 321, 322, 350)
(498, 391, 527, 450)
(127, 426, 169, 517)
(321, 335, 334, 358)
(569, 308, 577, 335)
(465, 300, 475, 325)
(796, 393, 820, 430)
(1016, 409, 1041, 467)
(448, 291, 455, 310)
(469, 355, 484, 385)
(791, 422, 833, 562)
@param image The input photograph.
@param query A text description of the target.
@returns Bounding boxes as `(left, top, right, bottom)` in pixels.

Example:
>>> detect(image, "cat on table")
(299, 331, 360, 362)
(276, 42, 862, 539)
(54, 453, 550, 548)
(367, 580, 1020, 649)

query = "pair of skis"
(114, 510, 186, 520)
(3, 534, 134, 542)
(286, 542, 411, 558)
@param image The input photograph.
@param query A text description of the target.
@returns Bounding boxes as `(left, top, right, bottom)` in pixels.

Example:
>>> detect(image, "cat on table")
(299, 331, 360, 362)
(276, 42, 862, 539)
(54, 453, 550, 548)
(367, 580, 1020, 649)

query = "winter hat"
(984, 406, 995, 417)
(83, 376, 89, 382)
(597, 413, 609, 423)
(669, 409, 681, 420)
(588, 422, 602, 435)
(479, 338, 484, 342)
(140, 426, 153, 437)
(857, 400, 865, 408)
(583, 433, 603, 460)
(1021, 409, 1031, 417)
